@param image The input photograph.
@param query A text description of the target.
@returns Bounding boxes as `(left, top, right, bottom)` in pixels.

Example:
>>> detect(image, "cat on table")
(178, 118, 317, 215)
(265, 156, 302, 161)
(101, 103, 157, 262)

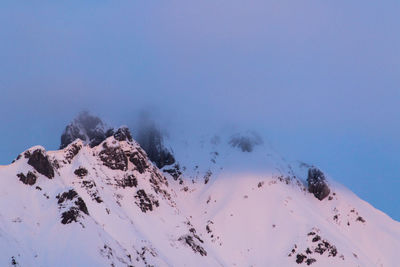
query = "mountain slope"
(0, 130, 398, 266)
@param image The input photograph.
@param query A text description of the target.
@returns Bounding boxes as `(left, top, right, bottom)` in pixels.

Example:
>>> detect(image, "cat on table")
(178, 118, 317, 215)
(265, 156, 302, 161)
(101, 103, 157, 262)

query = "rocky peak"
(113, 126, 133, 142)
(24, 147, 55, 179)
(60, 111, 114, 149)
(60, 112, 136, 152)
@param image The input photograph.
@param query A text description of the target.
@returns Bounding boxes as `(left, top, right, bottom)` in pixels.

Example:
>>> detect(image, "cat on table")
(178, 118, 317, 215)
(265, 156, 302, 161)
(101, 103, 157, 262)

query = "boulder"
(307, 167, 330, 200)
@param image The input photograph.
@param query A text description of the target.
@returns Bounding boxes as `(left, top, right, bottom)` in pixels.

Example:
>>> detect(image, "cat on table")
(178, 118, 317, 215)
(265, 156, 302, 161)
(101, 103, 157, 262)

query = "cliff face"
(134, 121, 175, 169)
(0, 127, 399, 267)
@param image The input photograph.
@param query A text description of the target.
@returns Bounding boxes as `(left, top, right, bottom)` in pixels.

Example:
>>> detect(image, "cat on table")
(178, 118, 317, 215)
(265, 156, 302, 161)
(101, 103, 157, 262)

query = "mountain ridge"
(0, 123, 398, 266)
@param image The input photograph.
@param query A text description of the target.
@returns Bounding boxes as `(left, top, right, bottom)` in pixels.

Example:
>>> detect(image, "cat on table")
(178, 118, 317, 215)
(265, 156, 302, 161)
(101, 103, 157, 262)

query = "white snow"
(0, 132, 398, 266)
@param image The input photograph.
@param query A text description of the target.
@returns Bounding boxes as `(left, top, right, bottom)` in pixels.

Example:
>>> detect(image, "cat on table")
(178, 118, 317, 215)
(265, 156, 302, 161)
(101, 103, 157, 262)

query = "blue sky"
(0, 1, 399, 220)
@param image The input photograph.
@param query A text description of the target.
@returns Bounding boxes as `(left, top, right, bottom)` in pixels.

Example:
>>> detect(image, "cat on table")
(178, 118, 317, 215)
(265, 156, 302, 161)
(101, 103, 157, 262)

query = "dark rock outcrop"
(57, 189, 89, 224)
(296, 254, 307, 264)
(27, 149, 54, 179)
(81, 180, 103, 203)
(117, 174, 138, 188)
(11, 154, 22, 164)
(17, 171, 37, 185)
(306, 258, 317, 265)
(99, 143, 128, 171)
(60, 111, 114, 149)
(64, 142, 82, 163)
(307, 167, 330, 201)
(129, 149, 149, 174)
(74, 167, 88, 177)
(290, 230, 338, 265)
(178, 234, 207, 256)
(163, 164, 182, 181)
(229, 132, 263, 152)
(57, 189, 79, 204)
(113, 126, 133, 142)
(134, 189, 159, 213)
(203, 170, 212, 184)
(135, 122, 175, 169)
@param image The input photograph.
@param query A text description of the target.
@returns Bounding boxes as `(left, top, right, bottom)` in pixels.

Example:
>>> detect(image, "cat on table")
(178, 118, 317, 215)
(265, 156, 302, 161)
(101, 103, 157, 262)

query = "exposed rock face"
(56, 189, 89, 224)
(116, 174, 138, 188)
(307, 168, 330, 201)
(63, 141, 82, 163)
(27, 149, 54, 179)
(129, 149, 149, 174)
(81, 180, 103, 203)
(288, 228, 339, 265)
(229, 132, 263, 152)
(163, 164, 182, 181)
(17, 171, 37, 185)
(134, 189, 159, 213)
(178, 234, 207, 256)
(60, 111, 114, 149)
(113, 126, 133, 142)
(74, 167, 88, 177)
(99, 143, 128, 171)
(135, 122, 175, 169)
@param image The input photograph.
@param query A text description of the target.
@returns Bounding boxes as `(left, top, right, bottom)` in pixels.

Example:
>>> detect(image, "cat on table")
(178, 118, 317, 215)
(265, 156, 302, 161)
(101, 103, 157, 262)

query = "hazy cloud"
(0, 0, 399, 219)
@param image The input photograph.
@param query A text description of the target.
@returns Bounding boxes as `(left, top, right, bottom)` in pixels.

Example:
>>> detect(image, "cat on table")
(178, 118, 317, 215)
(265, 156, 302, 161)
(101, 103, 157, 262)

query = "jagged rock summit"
(60, 111, 114, 149)
(0, 118, 399, 266)
(61, 112, 175, 170)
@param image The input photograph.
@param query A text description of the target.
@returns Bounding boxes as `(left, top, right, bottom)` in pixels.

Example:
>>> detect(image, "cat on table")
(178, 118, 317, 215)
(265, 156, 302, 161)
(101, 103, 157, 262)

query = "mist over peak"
(133, 112, 175, 169)
(60, 111, 114, 149)
(0, 0, 399, 221)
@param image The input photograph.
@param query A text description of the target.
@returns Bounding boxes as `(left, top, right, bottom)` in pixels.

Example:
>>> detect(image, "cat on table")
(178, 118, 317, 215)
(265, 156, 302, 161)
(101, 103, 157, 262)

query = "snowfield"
(0, 130, 398, 267)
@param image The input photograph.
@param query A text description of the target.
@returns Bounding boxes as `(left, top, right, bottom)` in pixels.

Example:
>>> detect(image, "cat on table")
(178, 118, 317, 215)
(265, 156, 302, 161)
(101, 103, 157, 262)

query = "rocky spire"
(60, 111, 114, 149)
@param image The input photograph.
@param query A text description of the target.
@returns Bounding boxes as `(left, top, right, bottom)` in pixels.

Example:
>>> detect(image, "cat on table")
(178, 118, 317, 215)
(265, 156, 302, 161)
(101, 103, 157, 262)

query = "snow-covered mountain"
(0, 119, 399, 266)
